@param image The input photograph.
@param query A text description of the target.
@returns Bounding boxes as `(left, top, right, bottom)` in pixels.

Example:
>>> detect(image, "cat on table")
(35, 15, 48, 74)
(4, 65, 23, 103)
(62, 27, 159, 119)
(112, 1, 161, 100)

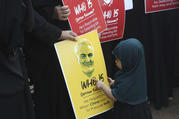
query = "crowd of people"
(0, 0, 153, 119)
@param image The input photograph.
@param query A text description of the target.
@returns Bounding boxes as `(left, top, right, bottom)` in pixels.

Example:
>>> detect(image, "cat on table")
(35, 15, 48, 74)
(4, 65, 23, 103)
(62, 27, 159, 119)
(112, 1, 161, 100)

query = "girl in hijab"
(93, 38, 153, 119)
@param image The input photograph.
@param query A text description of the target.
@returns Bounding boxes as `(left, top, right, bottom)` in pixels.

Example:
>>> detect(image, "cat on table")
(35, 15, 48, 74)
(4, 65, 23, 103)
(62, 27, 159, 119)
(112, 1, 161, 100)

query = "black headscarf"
(111, 38, 148, 105)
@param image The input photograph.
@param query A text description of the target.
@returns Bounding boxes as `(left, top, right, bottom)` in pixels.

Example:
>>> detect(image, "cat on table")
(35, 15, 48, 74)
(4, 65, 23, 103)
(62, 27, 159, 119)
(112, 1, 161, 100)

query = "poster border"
(144, 0, 179, 14)
(54, 30, 113, 119)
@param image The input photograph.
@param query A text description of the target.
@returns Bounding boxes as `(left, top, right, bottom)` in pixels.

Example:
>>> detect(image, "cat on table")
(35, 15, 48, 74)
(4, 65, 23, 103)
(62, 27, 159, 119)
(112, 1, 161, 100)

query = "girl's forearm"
(101, 83, 117, 102)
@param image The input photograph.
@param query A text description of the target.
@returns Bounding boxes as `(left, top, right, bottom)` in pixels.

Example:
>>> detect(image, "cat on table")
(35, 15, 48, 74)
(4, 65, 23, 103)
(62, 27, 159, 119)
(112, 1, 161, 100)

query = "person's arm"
(93, 78, 117, 102)
(31, 10, 76, 45)
(31, 10, 62, 44)
(31, 0, 70, 21)
(31, 0, 57, 21)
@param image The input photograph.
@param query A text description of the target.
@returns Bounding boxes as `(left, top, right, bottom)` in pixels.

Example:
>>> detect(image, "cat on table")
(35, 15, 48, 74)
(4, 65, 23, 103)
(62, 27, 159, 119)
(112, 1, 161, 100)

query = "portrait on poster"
(55, 30, 113, 119)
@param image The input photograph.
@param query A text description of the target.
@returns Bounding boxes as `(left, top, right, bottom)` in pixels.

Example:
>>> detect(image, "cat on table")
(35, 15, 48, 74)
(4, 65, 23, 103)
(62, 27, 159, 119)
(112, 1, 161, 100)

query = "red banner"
(62, 0, 107, 35)
(145, 0, 179, 13)
(99, 0, 125, 43)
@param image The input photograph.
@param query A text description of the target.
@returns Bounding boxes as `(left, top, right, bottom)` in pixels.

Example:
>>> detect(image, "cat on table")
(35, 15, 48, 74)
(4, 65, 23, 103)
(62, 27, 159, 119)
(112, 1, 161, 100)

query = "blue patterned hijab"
(111, 38, 148, 105)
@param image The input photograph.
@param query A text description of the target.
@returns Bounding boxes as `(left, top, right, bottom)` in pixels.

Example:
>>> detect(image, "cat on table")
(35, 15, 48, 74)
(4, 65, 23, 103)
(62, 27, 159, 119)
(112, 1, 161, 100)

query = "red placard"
(99, 0, 125, 43)
(62, 0, 107, 35)
(145, 0, 179, 13)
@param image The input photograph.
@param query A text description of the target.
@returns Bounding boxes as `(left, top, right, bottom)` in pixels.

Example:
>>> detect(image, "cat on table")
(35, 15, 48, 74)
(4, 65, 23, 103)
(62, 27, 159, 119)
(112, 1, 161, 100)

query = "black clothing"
(121, 0, 179, 109)
(0, 0, 35, 119)
(31, 11, 62, 45)
(26, 1, 119, 119)
(112, 39, 148, 105)
(0, 0, 33, 55)
(24, 0, 75, 119)
(113, 101, 152, 119)
(109, 39, 153, 119)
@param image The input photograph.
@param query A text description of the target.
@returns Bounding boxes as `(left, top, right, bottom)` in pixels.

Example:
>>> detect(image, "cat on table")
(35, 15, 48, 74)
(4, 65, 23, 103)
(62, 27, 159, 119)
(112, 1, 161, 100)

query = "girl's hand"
(107, 77, 114, 86)
(93, 78, 104, 89)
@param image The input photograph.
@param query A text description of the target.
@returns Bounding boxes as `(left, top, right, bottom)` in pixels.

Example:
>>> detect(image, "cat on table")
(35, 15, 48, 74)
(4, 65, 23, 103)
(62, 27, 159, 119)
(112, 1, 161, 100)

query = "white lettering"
(87, 0, 93, 9)
(103, 10, 112, 19)
(74, 2, 86, 15)
(113, 9, 119, 17)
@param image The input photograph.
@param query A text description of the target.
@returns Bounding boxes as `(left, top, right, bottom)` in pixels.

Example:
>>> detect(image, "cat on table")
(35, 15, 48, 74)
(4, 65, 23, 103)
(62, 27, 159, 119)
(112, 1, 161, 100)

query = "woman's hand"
(59, 30, 77, 41)
(53, 5, 70, 21)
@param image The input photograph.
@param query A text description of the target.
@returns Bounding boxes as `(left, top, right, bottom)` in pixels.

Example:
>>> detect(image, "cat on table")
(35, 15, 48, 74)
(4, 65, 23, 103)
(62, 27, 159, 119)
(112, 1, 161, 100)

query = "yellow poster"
(54, 30, 113, 119)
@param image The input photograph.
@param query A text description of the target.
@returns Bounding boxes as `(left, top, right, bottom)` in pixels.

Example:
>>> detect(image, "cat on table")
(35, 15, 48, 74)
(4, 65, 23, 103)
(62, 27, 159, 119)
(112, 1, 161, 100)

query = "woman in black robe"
(0, 0, 35, 119)
(24, 0, 77, 119)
